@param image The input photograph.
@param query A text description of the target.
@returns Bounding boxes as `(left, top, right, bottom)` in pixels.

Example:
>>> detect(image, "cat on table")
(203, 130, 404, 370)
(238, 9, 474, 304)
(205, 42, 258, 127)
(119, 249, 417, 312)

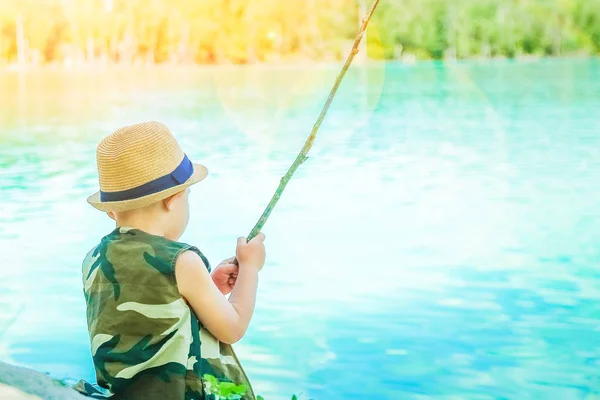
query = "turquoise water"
(1, 59, 599, 399)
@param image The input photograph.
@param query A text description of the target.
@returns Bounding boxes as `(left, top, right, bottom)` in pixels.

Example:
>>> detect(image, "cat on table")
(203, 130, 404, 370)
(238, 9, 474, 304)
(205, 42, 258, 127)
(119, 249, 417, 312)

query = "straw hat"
(87, 121, 208, 212)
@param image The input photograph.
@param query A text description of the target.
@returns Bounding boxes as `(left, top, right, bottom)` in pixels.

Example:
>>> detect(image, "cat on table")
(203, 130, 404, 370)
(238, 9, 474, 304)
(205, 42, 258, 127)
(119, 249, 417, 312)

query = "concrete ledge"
(0, 362, 86, 400)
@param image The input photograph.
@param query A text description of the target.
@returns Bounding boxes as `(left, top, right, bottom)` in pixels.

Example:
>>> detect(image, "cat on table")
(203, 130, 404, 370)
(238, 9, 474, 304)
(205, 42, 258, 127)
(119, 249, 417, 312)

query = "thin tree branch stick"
(246, 0, 381, 241)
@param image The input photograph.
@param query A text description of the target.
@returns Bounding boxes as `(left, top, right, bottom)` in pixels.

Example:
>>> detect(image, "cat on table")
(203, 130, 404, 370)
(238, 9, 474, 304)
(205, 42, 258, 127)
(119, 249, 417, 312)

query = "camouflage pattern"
(74, 227, 255, 400)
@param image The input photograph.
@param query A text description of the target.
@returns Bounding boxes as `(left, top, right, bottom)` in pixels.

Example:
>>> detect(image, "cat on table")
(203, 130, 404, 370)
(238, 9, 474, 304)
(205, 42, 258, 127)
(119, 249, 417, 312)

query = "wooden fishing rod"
(246, 0, 381, 242)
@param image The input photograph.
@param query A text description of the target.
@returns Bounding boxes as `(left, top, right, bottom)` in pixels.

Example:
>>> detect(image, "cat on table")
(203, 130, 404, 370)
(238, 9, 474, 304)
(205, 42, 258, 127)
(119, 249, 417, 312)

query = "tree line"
(0, 0, 598, 65)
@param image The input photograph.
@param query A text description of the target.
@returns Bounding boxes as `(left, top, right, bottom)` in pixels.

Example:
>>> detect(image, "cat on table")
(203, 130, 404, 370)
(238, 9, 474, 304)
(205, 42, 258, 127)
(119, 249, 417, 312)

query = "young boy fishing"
(75, 121, 264, 400)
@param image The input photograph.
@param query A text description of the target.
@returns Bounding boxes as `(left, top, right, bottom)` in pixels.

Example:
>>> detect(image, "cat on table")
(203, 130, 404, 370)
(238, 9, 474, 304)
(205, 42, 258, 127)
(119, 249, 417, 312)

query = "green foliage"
(205, 375, 305, 400)
(372, 0, 600, 60)
(203, 374, 248, 400)
(0, 0, 598, 64)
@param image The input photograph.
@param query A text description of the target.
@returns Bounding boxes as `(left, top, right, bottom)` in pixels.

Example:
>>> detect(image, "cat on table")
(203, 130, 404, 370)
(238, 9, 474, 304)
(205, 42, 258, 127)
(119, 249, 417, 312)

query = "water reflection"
(1, 59, 600, 399)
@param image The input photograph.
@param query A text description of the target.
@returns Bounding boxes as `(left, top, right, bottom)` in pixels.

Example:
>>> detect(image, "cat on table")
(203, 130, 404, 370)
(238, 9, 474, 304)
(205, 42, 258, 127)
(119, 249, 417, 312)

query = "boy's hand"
(236, 233, 266, 272)
(211, 257, 239, 295)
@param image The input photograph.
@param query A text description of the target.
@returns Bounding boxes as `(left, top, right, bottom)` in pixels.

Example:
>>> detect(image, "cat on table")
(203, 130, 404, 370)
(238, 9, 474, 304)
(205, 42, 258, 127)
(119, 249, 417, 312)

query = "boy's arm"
(175, 234, 266, 344)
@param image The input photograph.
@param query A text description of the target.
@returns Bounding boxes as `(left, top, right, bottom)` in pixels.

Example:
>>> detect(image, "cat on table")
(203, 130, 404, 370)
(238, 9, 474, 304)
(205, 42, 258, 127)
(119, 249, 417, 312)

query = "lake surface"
(0, 59, 599, 399)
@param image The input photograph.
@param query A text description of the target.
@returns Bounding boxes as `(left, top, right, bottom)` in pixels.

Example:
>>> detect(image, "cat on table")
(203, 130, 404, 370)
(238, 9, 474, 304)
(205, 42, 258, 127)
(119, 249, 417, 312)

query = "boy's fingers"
(237, 237, 247, 247)
(220, 265, 237, 273)
(251, 232, 266, 243)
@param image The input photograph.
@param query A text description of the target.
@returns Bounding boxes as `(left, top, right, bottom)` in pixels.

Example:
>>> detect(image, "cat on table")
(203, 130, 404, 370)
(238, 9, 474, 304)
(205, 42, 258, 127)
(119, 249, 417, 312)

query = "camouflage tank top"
(74, 227, 255, 400)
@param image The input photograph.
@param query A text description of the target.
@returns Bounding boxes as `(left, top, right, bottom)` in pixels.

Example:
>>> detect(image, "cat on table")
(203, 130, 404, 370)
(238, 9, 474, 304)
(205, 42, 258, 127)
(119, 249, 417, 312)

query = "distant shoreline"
(0, 54, 597, 72)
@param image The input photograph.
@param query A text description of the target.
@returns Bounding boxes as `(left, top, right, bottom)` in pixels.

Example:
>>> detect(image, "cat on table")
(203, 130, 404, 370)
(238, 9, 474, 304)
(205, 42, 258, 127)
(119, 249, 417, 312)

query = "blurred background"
(0, 1, 599, 399)
(0, 0, 599, 65)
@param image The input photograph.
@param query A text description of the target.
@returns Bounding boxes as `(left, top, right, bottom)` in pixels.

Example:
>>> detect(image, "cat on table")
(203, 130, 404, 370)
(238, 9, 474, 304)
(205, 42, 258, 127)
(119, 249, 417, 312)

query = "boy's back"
(82, 227, 254, 399)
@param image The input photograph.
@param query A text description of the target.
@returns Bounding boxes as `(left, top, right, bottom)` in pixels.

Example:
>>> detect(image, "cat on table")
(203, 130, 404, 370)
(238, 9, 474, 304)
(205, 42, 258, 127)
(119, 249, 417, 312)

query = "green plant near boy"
(203, 374, 304, 400)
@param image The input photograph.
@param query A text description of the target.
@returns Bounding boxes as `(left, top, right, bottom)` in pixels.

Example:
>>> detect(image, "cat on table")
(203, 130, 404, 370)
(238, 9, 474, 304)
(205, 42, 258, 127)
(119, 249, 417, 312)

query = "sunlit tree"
(0, 0, 597, 64)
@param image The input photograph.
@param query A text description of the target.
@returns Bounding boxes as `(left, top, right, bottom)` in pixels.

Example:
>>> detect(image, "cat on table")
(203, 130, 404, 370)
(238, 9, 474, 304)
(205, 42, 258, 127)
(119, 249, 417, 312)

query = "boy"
(76, 121, 265, 400)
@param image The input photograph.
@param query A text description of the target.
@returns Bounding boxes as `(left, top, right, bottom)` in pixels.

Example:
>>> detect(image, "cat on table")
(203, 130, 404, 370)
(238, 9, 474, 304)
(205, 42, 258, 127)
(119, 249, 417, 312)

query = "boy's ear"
(164, 190, 185, 211)
(107, 212, 116, 221)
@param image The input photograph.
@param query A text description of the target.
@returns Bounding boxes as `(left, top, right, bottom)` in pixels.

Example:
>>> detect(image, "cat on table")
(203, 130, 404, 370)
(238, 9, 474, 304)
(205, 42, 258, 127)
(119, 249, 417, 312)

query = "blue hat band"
(100, 154, 193, 202)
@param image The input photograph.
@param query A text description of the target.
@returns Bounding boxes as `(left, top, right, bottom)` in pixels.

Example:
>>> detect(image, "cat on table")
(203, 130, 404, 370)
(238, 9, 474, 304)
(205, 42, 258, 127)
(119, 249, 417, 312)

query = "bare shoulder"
(175, 250, 210, 294)
(177, 249, 207, 268)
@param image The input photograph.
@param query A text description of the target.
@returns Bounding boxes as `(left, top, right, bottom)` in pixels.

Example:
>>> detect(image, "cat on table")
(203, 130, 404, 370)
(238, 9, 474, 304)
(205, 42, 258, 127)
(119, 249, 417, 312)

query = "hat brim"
(87, 163, 208, 212)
